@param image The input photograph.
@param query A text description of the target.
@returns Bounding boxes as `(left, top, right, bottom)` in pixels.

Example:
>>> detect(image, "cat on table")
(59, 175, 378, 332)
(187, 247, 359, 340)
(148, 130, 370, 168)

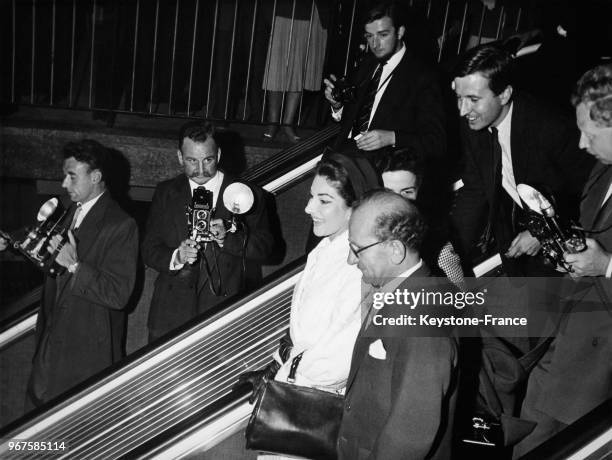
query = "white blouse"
(274, 230, 364, 392)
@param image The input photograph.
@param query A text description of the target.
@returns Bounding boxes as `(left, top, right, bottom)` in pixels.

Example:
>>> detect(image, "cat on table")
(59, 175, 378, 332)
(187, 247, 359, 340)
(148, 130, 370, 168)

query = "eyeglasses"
(349, 240, 385, 258)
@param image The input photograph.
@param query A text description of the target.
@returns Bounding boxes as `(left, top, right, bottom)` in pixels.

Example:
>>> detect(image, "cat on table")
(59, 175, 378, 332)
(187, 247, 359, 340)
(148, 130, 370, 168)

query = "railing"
(1, 0, 526, 126)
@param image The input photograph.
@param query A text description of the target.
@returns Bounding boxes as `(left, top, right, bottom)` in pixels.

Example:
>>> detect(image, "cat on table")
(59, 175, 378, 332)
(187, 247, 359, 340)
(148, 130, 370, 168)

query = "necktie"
(70, 204, 82, 231)
(353, 63, 385, 136)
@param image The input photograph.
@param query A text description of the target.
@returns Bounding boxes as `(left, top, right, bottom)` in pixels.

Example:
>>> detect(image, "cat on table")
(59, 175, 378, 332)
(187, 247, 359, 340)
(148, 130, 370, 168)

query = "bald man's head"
(348, 189, 426, 286)
(353, 189, 426, 251)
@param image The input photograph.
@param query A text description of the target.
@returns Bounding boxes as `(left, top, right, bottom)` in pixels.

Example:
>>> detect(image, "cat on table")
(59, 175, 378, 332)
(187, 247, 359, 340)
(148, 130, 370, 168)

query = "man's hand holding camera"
(563, 238, 612, 278)
(324, 74, 343, 111)
(177, 239, 199, 265)
(48, 231, 79, 272)
(210, 218, 227, 247)
(505, 230, 541, 258)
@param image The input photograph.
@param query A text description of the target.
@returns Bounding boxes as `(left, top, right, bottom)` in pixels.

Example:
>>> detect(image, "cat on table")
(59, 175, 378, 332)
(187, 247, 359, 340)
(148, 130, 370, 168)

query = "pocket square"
(368, 339, 387, 360)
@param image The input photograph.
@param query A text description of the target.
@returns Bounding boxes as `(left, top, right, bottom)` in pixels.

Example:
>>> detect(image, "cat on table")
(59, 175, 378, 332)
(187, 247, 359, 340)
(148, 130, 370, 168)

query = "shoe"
(263, 125, 278, 141)
(282, 126, 301, 144)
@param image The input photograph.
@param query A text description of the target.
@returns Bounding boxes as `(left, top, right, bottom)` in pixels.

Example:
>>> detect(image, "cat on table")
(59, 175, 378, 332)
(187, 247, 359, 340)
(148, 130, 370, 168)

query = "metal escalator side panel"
(0, 265, 303, 459)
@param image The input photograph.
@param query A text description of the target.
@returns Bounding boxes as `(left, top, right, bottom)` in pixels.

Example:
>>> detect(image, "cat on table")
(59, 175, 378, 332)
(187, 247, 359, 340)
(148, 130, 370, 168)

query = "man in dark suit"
(338, 190, 458, 459)
(513, 63, 612, 456)
(143, 122, 274, 342)
(27, 139, 138, 407)
(451, 45, 594, 277)
(323, 0, 446, 163)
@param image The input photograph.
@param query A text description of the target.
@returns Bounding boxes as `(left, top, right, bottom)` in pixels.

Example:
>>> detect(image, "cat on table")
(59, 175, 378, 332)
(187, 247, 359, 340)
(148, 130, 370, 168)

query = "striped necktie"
(353, 62, 385, 136)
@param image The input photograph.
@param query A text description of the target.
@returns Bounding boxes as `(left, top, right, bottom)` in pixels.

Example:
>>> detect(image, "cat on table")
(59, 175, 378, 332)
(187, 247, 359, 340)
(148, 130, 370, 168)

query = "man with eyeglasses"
(337, 189, 458, 459)
(142, 121, 275, 342)
(323, 0, 446, 164)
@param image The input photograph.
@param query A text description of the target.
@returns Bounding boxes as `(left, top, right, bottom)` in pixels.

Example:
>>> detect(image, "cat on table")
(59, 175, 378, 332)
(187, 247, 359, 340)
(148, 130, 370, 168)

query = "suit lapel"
(582, 164, 612, 230)
(345, 265, 431, 393)
(56, 194, 110, 301)
(371, 52, 408, 127)
(509, 97, 530, 184)
(172, 175, 192, 241)
(213, 174, 232, 221)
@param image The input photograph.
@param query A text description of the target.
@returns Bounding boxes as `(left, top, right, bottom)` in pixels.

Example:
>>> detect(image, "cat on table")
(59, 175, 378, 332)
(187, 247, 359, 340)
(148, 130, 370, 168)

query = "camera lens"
(195, 220, 208, 231)
(195, 210, 208, 219)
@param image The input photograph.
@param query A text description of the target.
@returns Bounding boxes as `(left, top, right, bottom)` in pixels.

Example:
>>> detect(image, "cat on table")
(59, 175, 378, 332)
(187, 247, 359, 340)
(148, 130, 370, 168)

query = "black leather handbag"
(245, 353, 344, 460)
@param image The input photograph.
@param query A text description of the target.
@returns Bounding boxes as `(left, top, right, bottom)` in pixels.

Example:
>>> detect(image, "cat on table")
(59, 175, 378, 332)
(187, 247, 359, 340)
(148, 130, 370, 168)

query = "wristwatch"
(68, 261, 80, 274)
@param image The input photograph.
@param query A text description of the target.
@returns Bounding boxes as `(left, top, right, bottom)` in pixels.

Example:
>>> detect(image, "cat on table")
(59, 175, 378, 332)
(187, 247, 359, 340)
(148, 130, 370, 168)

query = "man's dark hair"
(363, 0, 407, 29)
(377, 147, 425, 187)
(354, 189, 427, 251)
(63, 139, 109, 181)
(178, 121, 216, 150)
(571, 64, 612, 127)
(455, 45, 514, 95)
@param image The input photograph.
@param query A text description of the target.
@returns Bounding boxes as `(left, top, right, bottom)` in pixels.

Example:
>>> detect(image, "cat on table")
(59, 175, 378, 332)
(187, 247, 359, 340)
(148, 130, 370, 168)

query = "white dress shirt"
(73, 191, 104, 229)
(332, 43, 406, 135)
(273, 230, 364, 392)
(493, 103, 523, 208)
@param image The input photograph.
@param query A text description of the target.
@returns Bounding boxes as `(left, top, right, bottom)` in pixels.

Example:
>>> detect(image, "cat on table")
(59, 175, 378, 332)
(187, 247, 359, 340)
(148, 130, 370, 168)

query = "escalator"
(0, 125, 510, 458)
(0, 125, 338, 435)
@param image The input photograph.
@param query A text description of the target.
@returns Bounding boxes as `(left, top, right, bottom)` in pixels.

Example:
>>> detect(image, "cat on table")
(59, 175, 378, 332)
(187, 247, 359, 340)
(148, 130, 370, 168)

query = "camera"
(517, 184, 586, 272)
(187, 187, 214, 243)
(331, 76, 357, 104)
(0, 197, 70, 276)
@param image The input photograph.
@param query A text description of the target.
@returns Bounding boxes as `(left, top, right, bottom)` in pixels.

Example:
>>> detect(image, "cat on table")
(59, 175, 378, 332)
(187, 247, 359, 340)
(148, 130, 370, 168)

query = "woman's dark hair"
(376, 147, 424, 188)
(315, 157, 357, 206)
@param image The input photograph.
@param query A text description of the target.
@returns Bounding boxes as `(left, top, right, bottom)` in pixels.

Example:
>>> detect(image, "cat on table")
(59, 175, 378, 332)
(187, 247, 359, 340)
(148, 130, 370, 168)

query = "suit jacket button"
(592, 338, 599, 347)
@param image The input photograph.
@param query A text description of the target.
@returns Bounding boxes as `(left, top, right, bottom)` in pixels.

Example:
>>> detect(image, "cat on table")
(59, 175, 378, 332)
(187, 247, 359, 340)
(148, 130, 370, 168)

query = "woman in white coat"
(239, 153, 380, 459)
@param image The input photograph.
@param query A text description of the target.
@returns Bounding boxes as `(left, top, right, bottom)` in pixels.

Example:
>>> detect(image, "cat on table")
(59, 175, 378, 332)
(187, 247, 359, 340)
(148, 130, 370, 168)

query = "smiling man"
(323, 0, 446, 163)
(142, 121, 274, 342)
(27, 139, 138, 408)
(451, 45, 594, 277)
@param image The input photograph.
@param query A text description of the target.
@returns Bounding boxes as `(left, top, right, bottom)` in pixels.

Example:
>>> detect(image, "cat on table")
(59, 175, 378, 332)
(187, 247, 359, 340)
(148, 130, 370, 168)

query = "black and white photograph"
(1, 0, 611, 458)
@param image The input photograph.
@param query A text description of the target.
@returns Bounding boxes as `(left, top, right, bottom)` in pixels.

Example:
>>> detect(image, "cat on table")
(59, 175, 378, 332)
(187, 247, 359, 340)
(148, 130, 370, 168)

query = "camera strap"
(197, 244, 226, 298)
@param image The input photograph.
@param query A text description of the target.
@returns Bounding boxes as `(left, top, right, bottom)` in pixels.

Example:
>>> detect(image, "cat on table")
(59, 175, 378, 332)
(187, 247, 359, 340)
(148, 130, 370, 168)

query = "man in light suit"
(27, 139, 138, 407)
(323, 1, 446, 164)
(338, 190, 458, 459)
(514, 63, 612, 456)
(143, 122, 274, 342)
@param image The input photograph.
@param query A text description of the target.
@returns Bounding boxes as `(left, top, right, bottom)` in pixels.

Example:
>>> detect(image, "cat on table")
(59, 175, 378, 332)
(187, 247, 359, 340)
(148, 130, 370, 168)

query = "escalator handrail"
(0, 254, 306, 441)
(520, 398, 612, 460)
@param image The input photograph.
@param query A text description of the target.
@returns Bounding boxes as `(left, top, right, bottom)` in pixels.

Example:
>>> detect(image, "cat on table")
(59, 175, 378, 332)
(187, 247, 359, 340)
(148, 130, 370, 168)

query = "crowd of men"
(1, 0, 611, 458)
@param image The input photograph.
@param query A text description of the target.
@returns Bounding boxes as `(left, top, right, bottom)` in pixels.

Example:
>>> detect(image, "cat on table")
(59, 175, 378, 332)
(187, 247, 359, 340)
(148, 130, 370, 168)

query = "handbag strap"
(287, 352, 304, 383)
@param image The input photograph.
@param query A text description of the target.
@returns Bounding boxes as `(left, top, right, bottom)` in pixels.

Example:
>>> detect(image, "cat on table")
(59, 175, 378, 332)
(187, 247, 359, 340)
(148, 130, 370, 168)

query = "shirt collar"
(75, 191, 104, 227)
(188, 170, 224, 207)
(188, 170, 222, 193)
(383, 42, 405, 71)
(377, 258, 424, 292)
(491, 101, 513, 138)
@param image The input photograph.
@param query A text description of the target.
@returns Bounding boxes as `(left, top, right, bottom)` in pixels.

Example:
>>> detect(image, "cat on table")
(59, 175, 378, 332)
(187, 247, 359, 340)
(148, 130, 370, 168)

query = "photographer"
(323, 1, 446, 163)
(142, 122, 274, 342)
(514, 63, 612, 456)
